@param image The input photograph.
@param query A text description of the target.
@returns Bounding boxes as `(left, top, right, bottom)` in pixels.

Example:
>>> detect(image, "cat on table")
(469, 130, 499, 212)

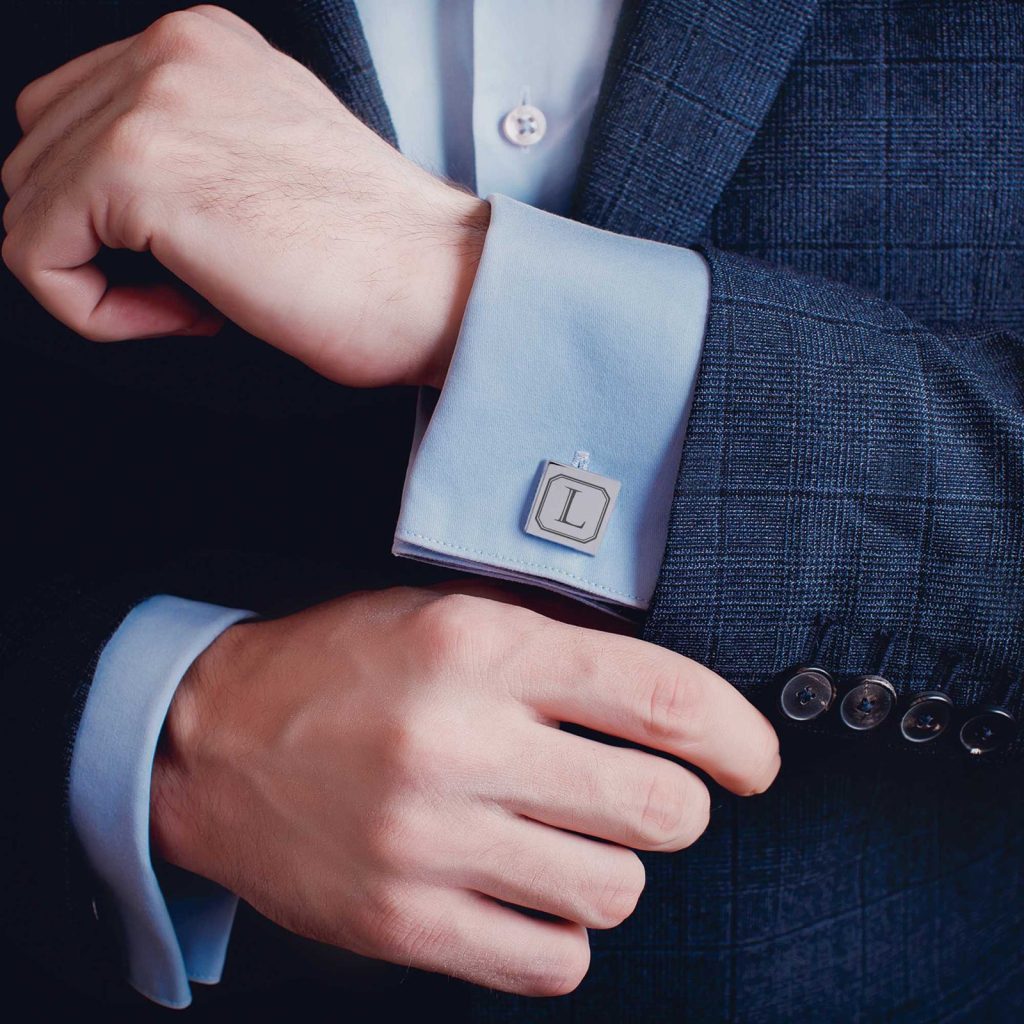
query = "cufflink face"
(525, 461, 620, 555)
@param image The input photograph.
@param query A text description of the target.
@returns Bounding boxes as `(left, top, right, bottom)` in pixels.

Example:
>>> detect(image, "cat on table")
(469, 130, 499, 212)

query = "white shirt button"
(502, 104, 547, 147)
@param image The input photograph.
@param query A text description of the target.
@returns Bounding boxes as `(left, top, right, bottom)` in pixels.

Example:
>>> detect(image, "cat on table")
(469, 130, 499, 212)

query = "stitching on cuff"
(395, 530, 645, 603)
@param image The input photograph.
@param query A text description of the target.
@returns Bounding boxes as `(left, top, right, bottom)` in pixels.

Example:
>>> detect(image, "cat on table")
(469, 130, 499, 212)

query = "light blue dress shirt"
(67, 0, 710, 1008)
(70, 597, 253, 1008)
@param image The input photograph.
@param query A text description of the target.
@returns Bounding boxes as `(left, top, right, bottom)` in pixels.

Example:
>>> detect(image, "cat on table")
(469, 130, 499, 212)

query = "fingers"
(14, 36, 134, 132)
(3, 88, 114, 200)
(525, 625, 781, 797)
(1, 193, 222, 340)
(465, 814, 645, 930)
(507, 726, 711, 852)
(379, 887, 591, 997)
(5, 9, 263, 198)
(6, 42, 129, 200)
(8, 6, 266, 184)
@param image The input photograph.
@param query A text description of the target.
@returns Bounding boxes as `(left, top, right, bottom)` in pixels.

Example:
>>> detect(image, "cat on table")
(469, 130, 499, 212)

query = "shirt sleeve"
(393, 193, 710, 611)
(68, 595, 253, 1009)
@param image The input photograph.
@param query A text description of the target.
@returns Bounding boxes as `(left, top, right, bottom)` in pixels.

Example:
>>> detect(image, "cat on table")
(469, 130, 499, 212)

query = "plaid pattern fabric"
(651, 250, 1024, 758)
(574, 0, 820, 245)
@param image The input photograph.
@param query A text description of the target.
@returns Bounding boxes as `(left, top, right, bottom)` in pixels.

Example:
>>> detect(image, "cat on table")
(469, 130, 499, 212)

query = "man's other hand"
(150, 585, 780, 997)
(1, 5, 488, 389)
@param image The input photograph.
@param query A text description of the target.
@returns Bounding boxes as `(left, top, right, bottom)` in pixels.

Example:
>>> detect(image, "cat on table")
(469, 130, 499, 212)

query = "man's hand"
(151, 585, 780, 997)
(1, 6, 487, 389)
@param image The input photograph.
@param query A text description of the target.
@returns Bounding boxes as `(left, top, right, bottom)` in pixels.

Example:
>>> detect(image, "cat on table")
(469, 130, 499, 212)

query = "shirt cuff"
(393, 193, 709, 610)
(68, 595, 254, 1009)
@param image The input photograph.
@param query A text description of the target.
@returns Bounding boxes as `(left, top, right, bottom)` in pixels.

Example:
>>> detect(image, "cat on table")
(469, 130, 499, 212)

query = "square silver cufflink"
(524, 461, 621, 555)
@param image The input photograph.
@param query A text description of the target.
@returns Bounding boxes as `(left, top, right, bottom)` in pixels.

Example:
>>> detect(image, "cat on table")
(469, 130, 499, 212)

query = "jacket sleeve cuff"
(394, 193, 709, 610)
(68, 595, 253, 1009)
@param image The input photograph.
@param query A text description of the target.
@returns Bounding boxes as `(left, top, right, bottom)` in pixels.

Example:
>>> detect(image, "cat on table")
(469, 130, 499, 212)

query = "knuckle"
(0, 228, 33, 283)
(188, 4, 262, 39)
(428, 591, 484, 627)
(187, 3, 232, 15)
(14, 82, 38, 129)
(142, 10, 210, 56)
(411, 593, 481, 662)
(381, 715, 440, 783)
(635, 770, 689, 847)
(588, 856, 645, 928)
(134, 63, 190, 111)
(378, 711, 468, 796)
(0, 153, 15, 197)
(1, 231, 19, 274)
(101, 111, 157, 167)
(640, 667, 703, 744)
(519, 939, 591, 997)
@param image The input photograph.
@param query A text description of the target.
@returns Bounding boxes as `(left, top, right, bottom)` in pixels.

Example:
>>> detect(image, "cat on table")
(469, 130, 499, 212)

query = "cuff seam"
(395, 529, 645, 603)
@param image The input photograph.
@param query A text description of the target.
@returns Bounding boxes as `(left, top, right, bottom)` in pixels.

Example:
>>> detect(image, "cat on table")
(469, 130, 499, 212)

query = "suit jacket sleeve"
(645, 245, 1024, 763)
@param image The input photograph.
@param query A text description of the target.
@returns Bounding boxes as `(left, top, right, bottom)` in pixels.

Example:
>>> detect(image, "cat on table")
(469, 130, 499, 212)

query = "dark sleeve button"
(959, 705, 1018, 756)
(839, 675, 896, 731)
(900, 691, 954, 743)
(779, 667, 836, 721)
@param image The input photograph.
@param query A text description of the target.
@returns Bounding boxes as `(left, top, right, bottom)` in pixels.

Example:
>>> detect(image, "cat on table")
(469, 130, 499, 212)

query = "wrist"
(149, 620, 253, 887)
(406, 191, 490, 391)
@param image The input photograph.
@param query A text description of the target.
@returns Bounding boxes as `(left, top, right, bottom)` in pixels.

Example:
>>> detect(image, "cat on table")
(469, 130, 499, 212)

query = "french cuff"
(394, 193, 709, 610)
(69, 595, 253, 1009)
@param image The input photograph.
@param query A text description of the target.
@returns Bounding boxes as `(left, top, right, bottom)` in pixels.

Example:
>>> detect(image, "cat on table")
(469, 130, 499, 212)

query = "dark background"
(0, 2, 473, 1017)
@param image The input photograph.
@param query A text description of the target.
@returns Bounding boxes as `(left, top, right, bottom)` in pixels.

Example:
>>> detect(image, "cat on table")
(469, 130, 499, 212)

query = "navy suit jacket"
(1, 1, 1022, 1021)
